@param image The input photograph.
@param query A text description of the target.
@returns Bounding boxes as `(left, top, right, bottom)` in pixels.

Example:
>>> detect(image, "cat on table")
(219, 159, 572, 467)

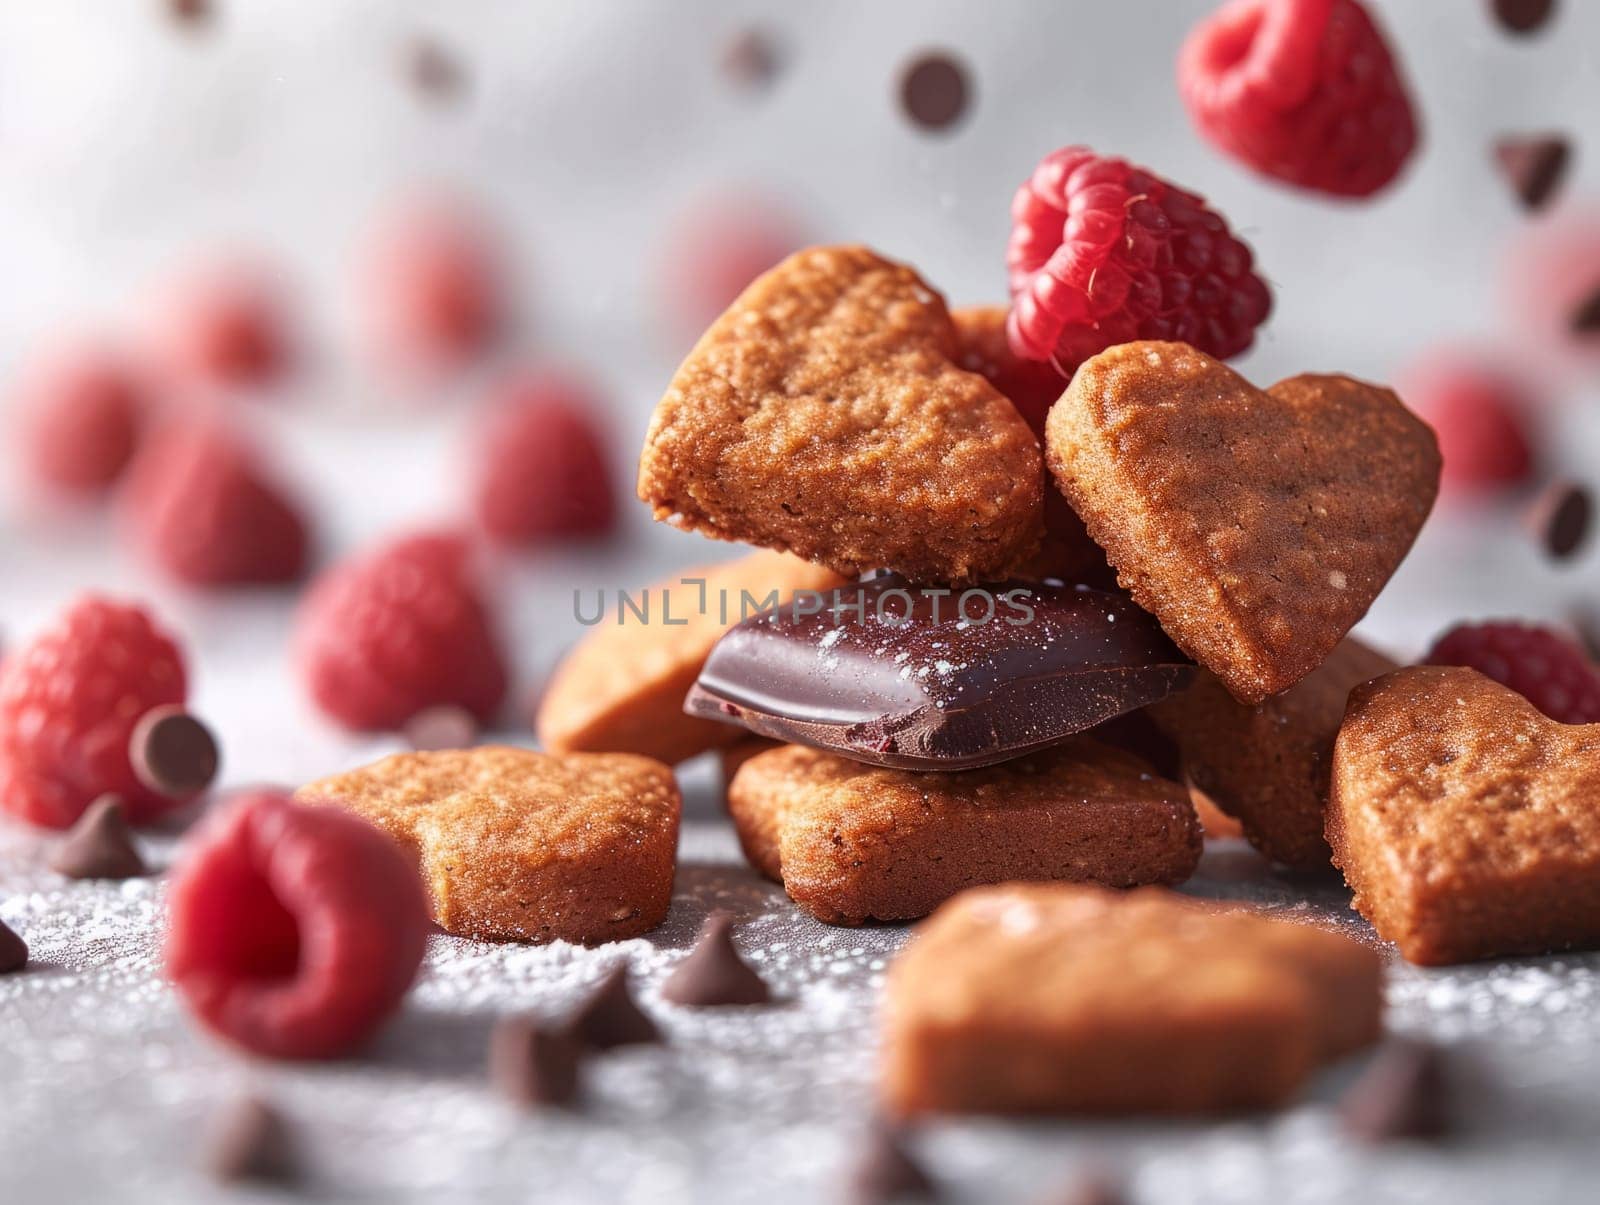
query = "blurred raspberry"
(15, 342, 147, 497)
(0, 596, 191, 829)
(659, 193, 807, 343)
(1398, 351, 1536, 496)
(295, 530, 507, 732)
(362, 197, 504, 377)
(1502, 206, 1600, 376)
(122, 419, 310, 587)
(159, 263, 292, 390)
(1427, 621, 1600, 724)
(166, 789, 428, 1059)
(1179, 0, 1418, 198)
(473, 372, 617, 548)
(1006, 146, 1272, 369)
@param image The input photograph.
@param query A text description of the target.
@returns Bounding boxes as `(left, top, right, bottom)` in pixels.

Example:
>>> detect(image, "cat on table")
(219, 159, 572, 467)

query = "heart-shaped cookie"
(637, 246, 1045, 584)
(1046, 341, 1439, 703)
(1329, 666, 1600, 965)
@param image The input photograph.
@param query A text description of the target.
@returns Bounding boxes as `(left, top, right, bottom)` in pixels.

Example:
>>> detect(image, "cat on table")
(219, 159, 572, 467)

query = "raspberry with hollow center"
(0, 596, 191, 829)
(1178, 0, 1419, 198)
(165, 789, 429, 1060)
(294, 530, 508, 732)
(1006, 146, 1272, 369)
(1426, 622, 1600, 725)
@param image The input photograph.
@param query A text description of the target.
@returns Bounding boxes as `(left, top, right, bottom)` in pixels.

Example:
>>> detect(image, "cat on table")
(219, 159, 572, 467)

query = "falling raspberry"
(1006, 146, 1272, 369)
(16, 342, 147, 498)
(1398, 350, 1536, 497)
(1427, 622, 1600, 725)
(657, 192, 807, 345)
(165, 790, 429, 1059)
(1178, 0, 1419, 199)
(158, 262, 293, 390)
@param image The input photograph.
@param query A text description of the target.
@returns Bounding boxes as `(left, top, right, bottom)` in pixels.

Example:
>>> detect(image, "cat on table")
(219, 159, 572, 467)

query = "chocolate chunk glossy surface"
(685, 575, 1192, 770)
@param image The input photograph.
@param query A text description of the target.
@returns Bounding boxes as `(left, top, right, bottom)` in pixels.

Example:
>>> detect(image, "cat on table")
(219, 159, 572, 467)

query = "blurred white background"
(0, 0, 1596, 780)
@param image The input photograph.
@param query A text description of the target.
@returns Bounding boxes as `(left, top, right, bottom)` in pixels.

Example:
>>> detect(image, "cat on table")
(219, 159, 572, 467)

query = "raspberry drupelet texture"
(0, 596, 190, 828)
(1006, 146, 1272, 369)
(294, 530, 508, 732)
(1426, 622, 1600, 725)
(1178, 0, 1419, 198)
(122, 420, 310, 586)
(165, 789, 429, 1060)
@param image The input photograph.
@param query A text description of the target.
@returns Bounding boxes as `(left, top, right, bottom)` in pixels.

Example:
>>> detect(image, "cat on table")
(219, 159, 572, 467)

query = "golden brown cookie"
(298, 746, 680, 944)
(637, 246, 1045, 584)
(726, 740, 1201, 924)
(536, 551, 843, 765)
(1045, 342, 1439, 703)
(1150, 636, 1398, 871)
(882, 883, 1383, 1116)
(1329, 666, 1600, 965)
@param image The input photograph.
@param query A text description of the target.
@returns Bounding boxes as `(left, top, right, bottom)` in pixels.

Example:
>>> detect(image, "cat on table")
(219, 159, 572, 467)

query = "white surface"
(3, 2, 1600, 1202)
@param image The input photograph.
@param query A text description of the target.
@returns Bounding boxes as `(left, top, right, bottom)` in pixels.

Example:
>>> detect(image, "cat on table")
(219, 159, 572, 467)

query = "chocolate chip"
(207, 1096, 298, 1185)
(1493, 136, 1571, 211)
(168, 0, 212, 28)
(403, 704, 480, 751)
(1341, 1037, 1451, 1142)
(489, 1014, 581, 1107)
(721, 28, 782, 91)
(1490, 0, 1556, 34)
(1525, 479, 1592, 560)
(898, 52, 971, 133)
(130, 706, 219, 798)
(849, 1123, 936, 1203)
(0, 917, 27, 974)
(1571, 285, 1600, 335)
(568, 965, 661, 1050)
(660, 912, 772, 1006)
(50, 796, 148, 880)
(406, 36, 468, 103)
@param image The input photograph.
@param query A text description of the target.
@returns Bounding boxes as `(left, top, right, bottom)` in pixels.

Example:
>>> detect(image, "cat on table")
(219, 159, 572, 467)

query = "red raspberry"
(295, 530, 508, 732)
(1399, 351, 1536, 496)
(1426, 622, 1600, 725)
(1006, 147, 1272, 368)
(952, 305, 1065, 437)
(160, 263, 291, 390)
(0, 596, 190, 829)
(123, 420, 310, 586)
(165, 789, 428, 1060)
(363, 198, 503, 377)
(472, 372, 618, 547)
(16, 343, 147, 498)
(1501, 206, 1600, 377)
(1178, 0, 1419, 198)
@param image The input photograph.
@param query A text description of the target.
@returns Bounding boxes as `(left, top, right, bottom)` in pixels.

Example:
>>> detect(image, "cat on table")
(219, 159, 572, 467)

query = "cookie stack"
(564, 244, 1436, 927)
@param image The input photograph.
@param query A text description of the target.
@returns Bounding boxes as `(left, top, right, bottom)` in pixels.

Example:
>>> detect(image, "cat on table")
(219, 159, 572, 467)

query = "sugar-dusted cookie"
(726, 740, 1200, 924)
(1046, 341, 1439, 703)
(1151, 636, 1397, 871)
(637, 246, 1045, 584)
(882, 883, 1383, 1116)
(537, 550, 844, 765)
(298, 746, 680, 944)
(1329, 666, 1600, 965)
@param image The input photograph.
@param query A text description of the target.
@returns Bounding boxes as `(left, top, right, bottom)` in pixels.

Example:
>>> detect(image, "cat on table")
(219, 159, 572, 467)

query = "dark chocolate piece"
(568, 966, 661, 1051)
(130, 706, 220, 797)
(1525, 479, 1592, 559)
(1341, 1038, 1451, 1142)
(0, 917, 27, 974)
(168, 0, 211, 29)
(721, 28, 782, 91)
(898, 52, 970, 132)
(406, 37, 468, 103)
(489, 1014, 581, 1108)
(403, 704, 480, 752)
(50, 796, 148, 881)
(1489, 0, 1556, 35)
(207, 1096, 298, 1185)
(1493, 136, 1570, 211)
(686, 577, 1193, 770)
(850, 1123, 936, 1204)
(661, 912, 771, 1007)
